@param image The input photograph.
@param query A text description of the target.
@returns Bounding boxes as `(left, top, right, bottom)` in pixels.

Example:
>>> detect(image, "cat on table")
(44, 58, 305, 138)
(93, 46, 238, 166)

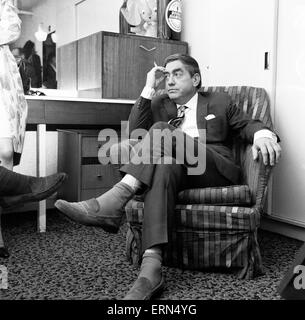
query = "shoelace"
(168, 105, 188, 128)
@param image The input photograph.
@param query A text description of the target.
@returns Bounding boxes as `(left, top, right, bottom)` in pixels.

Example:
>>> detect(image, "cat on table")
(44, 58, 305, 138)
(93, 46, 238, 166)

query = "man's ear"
(192, 73, 201, 88)
(192, 73, 201, 87)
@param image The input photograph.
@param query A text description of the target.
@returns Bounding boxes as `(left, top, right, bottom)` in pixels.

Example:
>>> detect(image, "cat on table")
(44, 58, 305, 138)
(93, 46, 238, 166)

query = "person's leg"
(123, 160, 185, 300)
(0, 207, 9, 258)
(0, 166, 67, 208)
(54, 139, 144, 232)
(0, 138, 14, 170)
(123, 245, 164, 300)
(54, 122, 204, 232)
(0, 167, 67, 257)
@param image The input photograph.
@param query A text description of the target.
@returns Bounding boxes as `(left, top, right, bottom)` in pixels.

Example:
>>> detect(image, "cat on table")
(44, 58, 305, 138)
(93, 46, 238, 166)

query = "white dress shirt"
(141, 87, 277, 143)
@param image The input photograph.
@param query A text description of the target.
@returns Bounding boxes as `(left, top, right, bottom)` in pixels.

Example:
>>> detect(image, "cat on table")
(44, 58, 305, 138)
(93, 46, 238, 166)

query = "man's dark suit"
(119, 90, 270, 251)
(127, 90, 269, 184)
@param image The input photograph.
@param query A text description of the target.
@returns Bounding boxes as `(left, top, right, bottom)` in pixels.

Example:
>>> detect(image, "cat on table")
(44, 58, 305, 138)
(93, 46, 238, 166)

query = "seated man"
(0, 167, 66, 258)
(55, 54, 281, 300)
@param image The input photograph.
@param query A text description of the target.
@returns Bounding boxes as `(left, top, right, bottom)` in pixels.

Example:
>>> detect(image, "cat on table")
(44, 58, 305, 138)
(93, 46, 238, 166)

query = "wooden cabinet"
(57, 31, 188, 99)
(77, 32, 102, 94)
(101, 32, 188, 99)
(57, 41, 77, 90)
(57, 130, 121, 202)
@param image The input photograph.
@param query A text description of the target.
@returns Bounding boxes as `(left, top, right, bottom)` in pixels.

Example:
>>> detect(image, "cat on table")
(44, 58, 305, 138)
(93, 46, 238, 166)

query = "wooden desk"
(26, 96, 134, 232)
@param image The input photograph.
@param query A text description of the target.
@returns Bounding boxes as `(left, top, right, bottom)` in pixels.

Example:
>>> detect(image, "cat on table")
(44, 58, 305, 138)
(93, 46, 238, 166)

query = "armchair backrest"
(199, 86, 273, 167)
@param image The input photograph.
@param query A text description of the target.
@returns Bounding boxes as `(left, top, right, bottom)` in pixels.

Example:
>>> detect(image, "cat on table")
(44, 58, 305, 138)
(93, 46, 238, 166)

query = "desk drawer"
(82, 135, 120, 157)
(82, 136, 101, 158)
(81, 164, 119, 189)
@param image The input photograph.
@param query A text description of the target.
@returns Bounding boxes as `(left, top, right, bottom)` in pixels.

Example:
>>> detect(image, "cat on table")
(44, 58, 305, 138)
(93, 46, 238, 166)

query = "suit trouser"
(113, 122, 232, 252)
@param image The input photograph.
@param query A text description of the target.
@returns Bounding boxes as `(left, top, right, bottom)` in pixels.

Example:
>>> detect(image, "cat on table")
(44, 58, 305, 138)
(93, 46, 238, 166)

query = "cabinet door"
(78, 32, 102, 93)
(57, 41, 77, 90)
(102, 33, 188, 99)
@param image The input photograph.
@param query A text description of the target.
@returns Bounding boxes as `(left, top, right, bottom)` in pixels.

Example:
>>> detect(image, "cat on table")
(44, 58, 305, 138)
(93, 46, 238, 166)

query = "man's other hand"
(252, 137, 281, 166)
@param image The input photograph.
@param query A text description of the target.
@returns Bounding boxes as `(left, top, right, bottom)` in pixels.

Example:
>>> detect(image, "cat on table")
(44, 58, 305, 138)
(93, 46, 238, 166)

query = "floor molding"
(261, 216, 305, 242)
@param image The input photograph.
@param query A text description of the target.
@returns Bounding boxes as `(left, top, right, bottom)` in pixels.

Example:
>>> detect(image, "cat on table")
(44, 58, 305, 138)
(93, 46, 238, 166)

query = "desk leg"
(37, 124, 47, 233)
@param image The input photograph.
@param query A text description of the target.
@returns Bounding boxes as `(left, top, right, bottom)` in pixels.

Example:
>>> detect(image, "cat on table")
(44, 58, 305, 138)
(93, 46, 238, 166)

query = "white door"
(271, 0, 305, 227)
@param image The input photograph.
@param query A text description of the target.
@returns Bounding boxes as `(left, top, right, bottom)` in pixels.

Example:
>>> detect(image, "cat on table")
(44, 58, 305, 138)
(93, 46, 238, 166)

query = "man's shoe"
(0, 246, 9, 258)
(123, 277, 165, 300)
(54, 198, 123, 233)
(0, 173, 67, 209)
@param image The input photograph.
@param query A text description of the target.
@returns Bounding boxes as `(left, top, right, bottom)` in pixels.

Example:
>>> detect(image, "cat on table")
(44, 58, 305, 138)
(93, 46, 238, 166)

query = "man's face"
(164, 60, 200, 104)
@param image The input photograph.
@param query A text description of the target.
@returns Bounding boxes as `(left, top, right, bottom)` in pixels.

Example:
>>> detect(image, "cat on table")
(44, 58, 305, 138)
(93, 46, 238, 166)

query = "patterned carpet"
(0, 210, 302, 300)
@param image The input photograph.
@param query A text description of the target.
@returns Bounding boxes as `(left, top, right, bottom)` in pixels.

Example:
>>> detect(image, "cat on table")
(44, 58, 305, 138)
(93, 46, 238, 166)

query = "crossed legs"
(55, 121, 231, 299)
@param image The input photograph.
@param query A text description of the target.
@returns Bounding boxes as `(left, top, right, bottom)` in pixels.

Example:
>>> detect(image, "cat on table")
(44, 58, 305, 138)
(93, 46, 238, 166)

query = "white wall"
(14, 14, 36, 49)
(15, 132, 58, 176)
(56, 0, 123, 47)
(181, 0, 211, 84)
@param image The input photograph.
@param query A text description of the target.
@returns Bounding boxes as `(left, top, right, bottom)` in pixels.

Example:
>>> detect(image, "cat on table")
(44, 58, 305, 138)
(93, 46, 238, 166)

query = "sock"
(138, 248, 162, 287)
(121, 174, 142, 192)
(95, 181, 135, 214)
(0, 166, 31, 196)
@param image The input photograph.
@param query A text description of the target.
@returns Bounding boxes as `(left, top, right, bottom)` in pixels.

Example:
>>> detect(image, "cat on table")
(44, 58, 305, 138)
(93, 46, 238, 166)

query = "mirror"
(12, 0, 127, 98)
(11, 0, 57, 92)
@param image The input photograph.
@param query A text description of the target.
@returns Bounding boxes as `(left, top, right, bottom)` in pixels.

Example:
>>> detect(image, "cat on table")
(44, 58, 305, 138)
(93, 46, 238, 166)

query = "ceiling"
(17, 0, 41, 10)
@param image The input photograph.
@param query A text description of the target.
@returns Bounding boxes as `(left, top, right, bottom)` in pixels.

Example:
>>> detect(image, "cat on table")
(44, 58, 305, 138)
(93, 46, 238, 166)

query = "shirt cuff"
(254, 129, 277, 143)
(141, 86, 155, 100)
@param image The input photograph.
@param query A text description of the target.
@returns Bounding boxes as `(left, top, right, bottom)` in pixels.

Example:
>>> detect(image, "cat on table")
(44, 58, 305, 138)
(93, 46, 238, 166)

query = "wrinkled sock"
(95, 181, 135, 216)
(138, 249, 162, 287)
(0, 166, 31, 196)
(121, 174, 141, 192)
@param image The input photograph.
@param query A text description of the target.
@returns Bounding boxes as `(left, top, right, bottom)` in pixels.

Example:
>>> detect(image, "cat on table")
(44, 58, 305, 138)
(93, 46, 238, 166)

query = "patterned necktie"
(168, 105, 188, 128)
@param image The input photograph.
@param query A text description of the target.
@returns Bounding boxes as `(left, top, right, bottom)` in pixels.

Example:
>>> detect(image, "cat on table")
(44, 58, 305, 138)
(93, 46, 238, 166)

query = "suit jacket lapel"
(164, 97, 177, 121)
(196, 92, 209, 130)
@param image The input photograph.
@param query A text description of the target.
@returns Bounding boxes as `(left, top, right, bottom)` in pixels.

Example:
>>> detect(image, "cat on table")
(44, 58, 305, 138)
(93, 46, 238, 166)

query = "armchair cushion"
(177, 185, 251, 206)
(125, 200, 260, 232)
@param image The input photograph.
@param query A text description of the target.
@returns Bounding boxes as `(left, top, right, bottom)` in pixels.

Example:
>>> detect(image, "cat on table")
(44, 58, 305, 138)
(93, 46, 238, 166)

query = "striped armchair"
(125, 86, 273, 279)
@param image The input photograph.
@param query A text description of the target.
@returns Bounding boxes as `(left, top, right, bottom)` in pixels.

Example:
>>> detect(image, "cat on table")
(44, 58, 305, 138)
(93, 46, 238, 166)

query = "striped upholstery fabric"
(125, 86, 273, 279)
(178, 185, 251, 206)
(126, 201, 260, 231)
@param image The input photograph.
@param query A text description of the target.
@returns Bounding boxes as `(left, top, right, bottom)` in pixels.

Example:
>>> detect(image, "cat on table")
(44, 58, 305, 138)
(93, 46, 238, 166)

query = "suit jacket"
(128, 91, 271, 184)
(43, 64, 57, 89)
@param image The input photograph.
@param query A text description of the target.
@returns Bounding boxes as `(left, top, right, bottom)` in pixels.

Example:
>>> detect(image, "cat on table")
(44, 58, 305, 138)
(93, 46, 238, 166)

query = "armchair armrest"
(241, 145, 273, 208)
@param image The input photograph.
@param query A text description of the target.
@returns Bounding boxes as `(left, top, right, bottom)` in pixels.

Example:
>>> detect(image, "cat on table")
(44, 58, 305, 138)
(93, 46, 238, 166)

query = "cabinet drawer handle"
(97, 174, 103, 179)
(139, 45, 156, 52)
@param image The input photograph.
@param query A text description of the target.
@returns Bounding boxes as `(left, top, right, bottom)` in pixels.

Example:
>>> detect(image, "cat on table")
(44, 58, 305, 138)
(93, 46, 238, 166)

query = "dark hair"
(163, 53, 202, 89)
(23, 40, 35, 59)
